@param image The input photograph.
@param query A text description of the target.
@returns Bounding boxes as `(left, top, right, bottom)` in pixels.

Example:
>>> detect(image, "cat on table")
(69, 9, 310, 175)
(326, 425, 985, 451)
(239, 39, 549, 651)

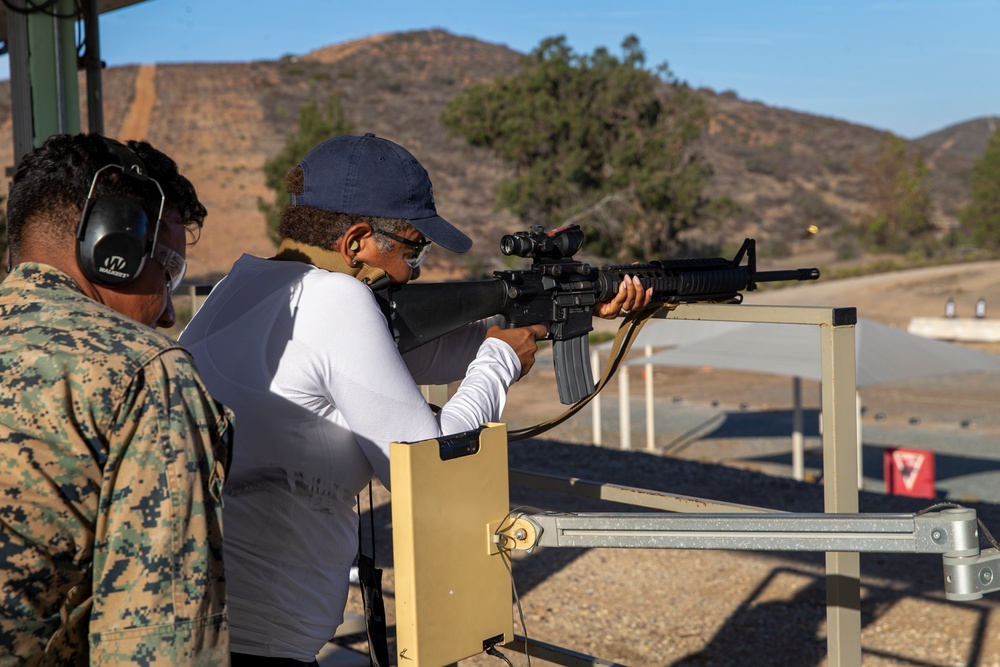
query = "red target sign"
(884, 448, 936, 499)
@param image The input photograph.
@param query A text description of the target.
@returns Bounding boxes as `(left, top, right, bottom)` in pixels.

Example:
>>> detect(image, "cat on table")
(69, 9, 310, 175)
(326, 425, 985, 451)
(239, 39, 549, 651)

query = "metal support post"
(792, 376, 804, 480)
(591, 348, 602, 446)
(820, 316, 861, 667)
(82, 0, 104, 133)
(662, 303, 861, 665)
(7, 0, 35, 165)
(7, 0, 82, 166)
(618, 363, 630, 450)
(645, 344, 655, 451)
(28, 0, 81, 140)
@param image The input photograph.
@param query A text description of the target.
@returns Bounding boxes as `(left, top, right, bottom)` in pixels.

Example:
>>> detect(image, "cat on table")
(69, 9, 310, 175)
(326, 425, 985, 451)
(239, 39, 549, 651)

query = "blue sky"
(9, 0, 999, 139)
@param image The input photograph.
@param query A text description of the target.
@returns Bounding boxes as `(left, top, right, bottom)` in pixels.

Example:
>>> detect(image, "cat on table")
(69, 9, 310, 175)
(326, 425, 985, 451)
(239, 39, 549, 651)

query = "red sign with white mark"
(884, 447, 936, 499)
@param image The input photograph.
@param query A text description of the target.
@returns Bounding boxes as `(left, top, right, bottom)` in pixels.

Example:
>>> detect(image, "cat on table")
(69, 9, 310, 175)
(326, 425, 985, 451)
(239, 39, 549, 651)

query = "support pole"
(664, 303, 862, 666)
(7, 0, 83, 166)
(8, 1, 35, 165)
(591, 348, 602, 446)
(28, 0, 81, 138)
(819, 318, 861, 667)
(645, 344, 655, 452)
(82, 0, 104, 134)
(618, 364, 630, 450)
(792, 376, 804, 480)
(857, 390, 864, 489)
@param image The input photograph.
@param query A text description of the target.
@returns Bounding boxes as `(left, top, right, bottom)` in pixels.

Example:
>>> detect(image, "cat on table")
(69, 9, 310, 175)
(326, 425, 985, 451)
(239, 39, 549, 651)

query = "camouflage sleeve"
(87, 348, 233, 666)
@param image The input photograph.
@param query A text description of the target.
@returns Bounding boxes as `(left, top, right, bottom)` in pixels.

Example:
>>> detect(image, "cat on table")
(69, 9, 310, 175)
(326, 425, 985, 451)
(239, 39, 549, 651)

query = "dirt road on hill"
(117, 64, 156, 141)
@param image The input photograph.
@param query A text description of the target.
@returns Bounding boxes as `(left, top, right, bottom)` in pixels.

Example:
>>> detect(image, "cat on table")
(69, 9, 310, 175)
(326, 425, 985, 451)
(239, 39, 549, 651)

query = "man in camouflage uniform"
(0, 134, 233, 665)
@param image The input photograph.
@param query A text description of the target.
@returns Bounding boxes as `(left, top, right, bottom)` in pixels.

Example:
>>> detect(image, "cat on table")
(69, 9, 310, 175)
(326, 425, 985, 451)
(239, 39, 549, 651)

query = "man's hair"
(6, 133, 207, 256)
(278, 164, 409, 253)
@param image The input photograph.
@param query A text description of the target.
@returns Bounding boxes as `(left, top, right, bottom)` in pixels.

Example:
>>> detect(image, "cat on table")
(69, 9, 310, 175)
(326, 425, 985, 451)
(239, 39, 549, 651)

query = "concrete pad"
(908, 316, 1000, 342)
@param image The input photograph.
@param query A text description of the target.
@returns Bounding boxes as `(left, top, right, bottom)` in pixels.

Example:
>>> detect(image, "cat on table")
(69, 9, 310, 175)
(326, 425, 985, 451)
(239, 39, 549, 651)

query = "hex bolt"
(514, 528, 527, 541)
(931, 528, 947, 544)
(980, 568, 994, 587)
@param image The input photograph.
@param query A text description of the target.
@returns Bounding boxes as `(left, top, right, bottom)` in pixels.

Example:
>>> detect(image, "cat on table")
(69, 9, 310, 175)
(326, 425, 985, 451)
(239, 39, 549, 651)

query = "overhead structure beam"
(83, 0, 103, 134)
(3, 0, 149, 169)
(6, 0, 80, 167)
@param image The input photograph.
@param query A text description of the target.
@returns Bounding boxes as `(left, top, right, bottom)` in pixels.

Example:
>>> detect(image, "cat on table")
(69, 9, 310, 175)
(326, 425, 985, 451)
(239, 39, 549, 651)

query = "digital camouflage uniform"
(0, 263, 233, 666)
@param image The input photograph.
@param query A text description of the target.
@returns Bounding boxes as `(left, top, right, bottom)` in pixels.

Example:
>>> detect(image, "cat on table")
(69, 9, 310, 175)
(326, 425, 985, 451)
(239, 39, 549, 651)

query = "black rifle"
(375, 224, 819, 405)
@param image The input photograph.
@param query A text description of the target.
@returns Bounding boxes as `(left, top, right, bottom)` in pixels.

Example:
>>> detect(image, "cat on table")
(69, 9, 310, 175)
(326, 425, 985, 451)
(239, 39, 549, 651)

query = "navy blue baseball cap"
(295, 133, 472, 253)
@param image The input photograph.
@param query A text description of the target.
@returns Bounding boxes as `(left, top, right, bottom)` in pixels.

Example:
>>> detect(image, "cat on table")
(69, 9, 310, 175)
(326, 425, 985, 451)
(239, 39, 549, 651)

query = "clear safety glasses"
(151, 243, 187, 293)
(373, 228, 432, 268)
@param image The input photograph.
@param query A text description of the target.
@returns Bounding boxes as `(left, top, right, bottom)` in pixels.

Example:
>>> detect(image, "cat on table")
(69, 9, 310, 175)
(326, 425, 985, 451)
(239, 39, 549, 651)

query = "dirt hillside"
(0, 30, 992, 284)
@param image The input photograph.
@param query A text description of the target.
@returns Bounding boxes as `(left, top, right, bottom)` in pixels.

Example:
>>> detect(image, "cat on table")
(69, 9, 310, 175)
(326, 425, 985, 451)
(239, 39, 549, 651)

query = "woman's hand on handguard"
(486, 323, 548, 379)
(593, 275, 654, 320)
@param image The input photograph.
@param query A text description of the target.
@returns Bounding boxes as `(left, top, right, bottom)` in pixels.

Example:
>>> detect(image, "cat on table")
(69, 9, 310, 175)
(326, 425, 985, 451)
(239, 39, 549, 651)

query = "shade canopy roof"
(0, 0, 147, 41)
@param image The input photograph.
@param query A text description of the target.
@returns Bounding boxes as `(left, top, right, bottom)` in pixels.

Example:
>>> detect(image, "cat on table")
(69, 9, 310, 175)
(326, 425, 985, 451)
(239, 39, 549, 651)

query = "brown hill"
(914, 115, 1000, 220)
(0, 29, 988, 281)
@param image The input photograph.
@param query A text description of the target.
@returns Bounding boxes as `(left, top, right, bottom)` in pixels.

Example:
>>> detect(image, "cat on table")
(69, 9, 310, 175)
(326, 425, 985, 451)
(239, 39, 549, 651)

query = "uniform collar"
(273, 238, 389, 289)
(4, 262, 86, 294)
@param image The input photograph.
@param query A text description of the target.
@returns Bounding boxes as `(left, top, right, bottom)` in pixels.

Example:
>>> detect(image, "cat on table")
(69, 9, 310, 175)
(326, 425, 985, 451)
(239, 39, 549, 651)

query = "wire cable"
(915, 501, 1000, 550)
(486, 643, 514, 667)
(494, 507, 540, 667)
(499, 547, 531, 667)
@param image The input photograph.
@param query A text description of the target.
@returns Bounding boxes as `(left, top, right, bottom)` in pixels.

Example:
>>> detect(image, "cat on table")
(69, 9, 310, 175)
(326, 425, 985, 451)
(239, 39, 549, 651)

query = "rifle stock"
(385, 279, 510, 353)
(377, 226, 819, 405)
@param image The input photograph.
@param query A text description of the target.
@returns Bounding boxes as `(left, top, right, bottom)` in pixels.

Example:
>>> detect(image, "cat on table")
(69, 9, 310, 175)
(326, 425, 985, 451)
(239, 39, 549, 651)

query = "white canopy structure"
(597, 317, 1000, 481)
(631, 318, 1000, 387)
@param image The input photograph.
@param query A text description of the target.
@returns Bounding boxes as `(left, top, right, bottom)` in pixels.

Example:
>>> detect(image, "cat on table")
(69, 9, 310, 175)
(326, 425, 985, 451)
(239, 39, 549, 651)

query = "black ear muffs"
(76, 193, 151, 286)
(76, 140, 166, 287)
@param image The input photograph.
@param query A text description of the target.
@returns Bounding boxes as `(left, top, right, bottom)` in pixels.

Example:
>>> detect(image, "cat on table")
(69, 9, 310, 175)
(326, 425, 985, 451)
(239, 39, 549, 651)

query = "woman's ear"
(340, 224, 372, 266)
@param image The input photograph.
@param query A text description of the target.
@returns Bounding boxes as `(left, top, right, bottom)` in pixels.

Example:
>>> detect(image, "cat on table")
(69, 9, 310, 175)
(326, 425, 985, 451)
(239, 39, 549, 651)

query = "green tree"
(440, 35, 712, 260)
(859, 135, 934, 252)
(959, 125, 1000, 249)
(259, 95, 352, 243)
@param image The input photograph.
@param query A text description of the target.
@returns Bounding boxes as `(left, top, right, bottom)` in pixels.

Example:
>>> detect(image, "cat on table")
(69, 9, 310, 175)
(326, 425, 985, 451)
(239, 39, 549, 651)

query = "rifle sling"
(507, 305, 668, 441)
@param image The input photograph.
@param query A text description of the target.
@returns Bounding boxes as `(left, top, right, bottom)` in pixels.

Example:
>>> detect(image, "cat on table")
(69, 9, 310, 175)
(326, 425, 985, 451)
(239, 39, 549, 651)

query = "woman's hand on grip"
(486, 324, 548, 379)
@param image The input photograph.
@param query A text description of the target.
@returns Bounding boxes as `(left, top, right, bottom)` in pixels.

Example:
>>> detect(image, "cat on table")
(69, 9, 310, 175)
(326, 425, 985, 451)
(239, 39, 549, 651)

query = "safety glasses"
(151, 243, 187, 293)
(373, 228, 432, 268)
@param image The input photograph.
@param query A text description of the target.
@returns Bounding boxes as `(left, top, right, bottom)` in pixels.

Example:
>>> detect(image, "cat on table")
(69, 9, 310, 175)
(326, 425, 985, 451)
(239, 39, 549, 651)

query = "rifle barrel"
(755, 268, 820, 283)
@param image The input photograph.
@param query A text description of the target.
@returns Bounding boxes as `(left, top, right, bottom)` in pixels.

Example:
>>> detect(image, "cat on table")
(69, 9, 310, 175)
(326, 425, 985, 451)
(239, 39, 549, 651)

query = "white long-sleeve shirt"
(179, 254, 520, 660)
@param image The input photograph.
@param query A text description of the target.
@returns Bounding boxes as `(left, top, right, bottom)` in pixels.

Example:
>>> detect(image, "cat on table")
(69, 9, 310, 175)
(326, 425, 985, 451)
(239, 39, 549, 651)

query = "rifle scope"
(501, 224, 585, 261)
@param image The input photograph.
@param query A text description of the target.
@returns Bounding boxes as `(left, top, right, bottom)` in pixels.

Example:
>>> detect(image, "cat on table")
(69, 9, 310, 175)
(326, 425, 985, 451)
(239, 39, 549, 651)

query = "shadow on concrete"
(669, 565, 993, 667)
(698, 408, 823, 439)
